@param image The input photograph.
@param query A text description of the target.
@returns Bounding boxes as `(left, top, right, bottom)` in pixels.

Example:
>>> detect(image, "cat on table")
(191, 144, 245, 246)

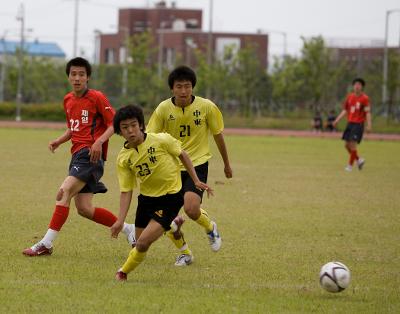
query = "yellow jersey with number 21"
(147, 96, 224, 169)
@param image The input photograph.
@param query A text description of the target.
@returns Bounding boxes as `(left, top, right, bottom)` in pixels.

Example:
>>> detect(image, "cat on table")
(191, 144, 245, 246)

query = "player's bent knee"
(184, 205, 201, 220)
(76, 206, 90, 218)
(135, 239, 150, 252)
(56, 186, 73, 203)
(56, 188, 64, 201)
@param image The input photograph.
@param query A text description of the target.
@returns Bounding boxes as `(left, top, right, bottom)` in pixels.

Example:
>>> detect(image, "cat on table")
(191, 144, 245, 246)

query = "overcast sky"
(1, 0, 400, 60)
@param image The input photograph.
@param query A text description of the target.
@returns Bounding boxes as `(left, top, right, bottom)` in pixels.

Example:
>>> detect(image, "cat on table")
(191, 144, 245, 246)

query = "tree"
(297, 36, 345, 111)
(125, 32, 167, 108)
(23, 58, 68, 103)
(271, 55, 305, 112)
(195, 47, 242, 113)
(195, 44, 270, 117)
(92, 63, 123, 105)
(271, 36, 347, 113)
(233, 45, 270, 117)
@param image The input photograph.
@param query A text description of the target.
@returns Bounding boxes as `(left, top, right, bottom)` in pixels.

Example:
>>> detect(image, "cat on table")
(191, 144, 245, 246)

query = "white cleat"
(207, 221, 222, 252)
(345, 165, 352, 172)
(357, 158, 365, 170)
(126, 224, 136, 247)
(174, 254, 193, 266)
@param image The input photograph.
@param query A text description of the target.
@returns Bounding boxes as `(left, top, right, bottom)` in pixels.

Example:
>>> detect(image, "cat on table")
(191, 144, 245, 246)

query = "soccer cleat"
(174, 254, 193, 266)
(170, 215, 185, 239)
(207, 221, 222, 252)
(357, 158, 365, 170)
(23, 242, 53, 256)
(344, 165, 352, 172)
(126, 224, 136, 248)
(115, 269, 127, 281)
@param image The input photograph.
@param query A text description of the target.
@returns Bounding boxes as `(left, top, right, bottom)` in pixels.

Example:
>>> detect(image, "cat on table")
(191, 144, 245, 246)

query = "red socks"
(49, 205, 70, 231)
(48, 206, 117, 230)
(349, 150, 359, 166)
(93, 207, 117, 227)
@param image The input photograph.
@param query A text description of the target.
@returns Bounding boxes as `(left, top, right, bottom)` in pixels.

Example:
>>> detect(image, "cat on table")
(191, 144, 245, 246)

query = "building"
(0, 40, 66, 61)
(326, 38, 400, 72)
(97, 1, 268, 69)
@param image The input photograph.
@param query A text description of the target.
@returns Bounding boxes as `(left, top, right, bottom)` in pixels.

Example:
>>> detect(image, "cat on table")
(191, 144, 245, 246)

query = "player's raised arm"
(48, 129, 72, 153)
(179, 150, 213, 197)
(111, 191, 133, 238)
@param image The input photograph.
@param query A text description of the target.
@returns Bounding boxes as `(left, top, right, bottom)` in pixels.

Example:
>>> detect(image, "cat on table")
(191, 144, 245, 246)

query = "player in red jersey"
(333, 78, 372, 171)
(23, 57, 135, 256)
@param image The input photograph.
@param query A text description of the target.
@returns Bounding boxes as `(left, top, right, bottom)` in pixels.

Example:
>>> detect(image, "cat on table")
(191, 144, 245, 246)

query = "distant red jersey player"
(333, 78, 372, 172)
(23, 57, 135, 257)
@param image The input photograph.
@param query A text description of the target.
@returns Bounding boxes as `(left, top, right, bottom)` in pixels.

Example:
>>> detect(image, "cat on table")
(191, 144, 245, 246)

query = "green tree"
(196, 44, 270, 117)
(195, 47, 242, 113)
(298, 36, 345, 111)
(126, 32, 166, 108)
(271, 36, 346, 113)
(233, 45, 270, 117)
(23, 58, 68, 103)
(271, 55, 305, 112)
(91, 63, 123, 105)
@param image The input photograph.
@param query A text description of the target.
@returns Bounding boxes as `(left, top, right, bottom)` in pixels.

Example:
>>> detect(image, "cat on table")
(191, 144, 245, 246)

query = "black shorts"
(342, 122, 364, 144)
(181, 162, 209, 199)
(135, 193, 184, 230)
(68, 148, 107, 194)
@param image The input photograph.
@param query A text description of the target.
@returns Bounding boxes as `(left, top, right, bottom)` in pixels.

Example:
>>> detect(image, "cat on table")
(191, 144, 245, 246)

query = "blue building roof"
(0, 40, 66, 58)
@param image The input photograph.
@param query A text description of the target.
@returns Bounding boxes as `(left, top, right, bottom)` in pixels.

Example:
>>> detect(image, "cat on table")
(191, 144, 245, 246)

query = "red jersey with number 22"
(63, 89, 115, 160)
(343, 93, 370, 124)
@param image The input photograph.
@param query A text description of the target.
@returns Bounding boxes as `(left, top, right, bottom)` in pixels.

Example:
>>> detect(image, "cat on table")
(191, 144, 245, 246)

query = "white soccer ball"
(319, 261, 351, 292)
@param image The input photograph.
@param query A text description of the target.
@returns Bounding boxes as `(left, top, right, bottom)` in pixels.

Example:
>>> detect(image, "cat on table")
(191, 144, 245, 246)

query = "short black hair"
(66, 57, 92, 77)
(352, 77, 366, 87)
(113, 105, 145, 135)
(168, 65, 197, 89)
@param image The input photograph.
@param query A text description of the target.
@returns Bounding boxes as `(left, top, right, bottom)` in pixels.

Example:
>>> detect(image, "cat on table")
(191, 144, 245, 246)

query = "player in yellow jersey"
(147, 66, 233, 259)
(110, 105, 212, 281)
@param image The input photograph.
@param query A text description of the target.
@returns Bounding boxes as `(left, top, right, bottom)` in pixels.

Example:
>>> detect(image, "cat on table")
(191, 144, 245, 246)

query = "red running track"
(1, 120, 399, 141)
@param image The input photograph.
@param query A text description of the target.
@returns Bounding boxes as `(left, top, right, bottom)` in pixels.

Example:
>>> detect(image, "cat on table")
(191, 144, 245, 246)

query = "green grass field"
(0, 128, 399, 313)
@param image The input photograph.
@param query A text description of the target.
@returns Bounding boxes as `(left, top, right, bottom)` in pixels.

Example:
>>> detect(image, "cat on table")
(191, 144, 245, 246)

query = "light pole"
(73, 0, 80, 57)
(157, 21, 168, 79)
(119, 26, 130, 96)
(185, 37, 198, 67)
(206, 0, 214, 98)
(262, 29, 287, 61)
(158, 29, 164, 79)
(16, 3, 25, 122)
(207, 0, 214, 67)
(93, 29, 101, 64)
(382, 9, 400, 113)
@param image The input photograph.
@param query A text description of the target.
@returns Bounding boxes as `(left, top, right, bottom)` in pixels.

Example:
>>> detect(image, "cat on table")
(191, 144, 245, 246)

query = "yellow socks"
(121, 247, 146, 274)
(195, 208, 213, 233)
(166, 230, 192, 256)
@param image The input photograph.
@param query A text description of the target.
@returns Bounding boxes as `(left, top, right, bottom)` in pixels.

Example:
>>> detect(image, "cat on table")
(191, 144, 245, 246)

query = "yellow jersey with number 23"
(116, 132, 182, 197)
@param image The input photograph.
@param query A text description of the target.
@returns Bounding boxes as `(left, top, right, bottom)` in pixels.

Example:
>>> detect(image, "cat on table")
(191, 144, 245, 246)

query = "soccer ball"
(319, 261, 351, 292)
